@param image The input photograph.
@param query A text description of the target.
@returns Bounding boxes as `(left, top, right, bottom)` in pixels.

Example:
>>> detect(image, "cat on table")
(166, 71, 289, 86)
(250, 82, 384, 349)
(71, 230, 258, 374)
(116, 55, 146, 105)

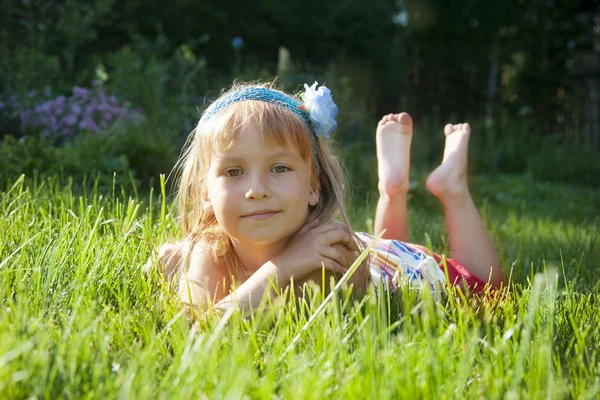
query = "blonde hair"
(176, 81, 353, 281)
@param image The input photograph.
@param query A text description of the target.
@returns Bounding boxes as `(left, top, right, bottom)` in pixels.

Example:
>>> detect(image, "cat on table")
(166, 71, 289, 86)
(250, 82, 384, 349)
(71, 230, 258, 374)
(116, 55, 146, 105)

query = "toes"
(378, 114, 393, 126)
(445, 122, 471, 136)
(444, 124, 454, 136)
(397, 112, 412, 125)
(462, 123, 471, 134)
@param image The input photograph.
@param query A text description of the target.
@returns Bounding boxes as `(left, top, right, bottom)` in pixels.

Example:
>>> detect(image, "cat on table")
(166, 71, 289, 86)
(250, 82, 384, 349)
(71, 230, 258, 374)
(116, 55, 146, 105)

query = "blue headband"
(201, 87, 314, 129)
(199, 87, 321, 171)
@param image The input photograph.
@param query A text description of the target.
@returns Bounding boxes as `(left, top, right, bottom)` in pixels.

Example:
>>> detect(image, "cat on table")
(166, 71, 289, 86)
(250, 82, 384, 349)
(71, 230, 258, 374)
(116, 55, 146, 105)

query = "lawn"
(1, 173, 599, 399)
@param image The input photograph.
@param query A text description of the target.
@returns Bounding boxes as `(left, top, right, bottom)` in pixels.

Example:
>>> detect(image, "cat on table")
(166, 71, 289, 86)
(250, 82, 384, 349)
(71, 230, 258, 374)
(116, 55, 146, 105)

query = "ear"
(308, 186, 319, 207)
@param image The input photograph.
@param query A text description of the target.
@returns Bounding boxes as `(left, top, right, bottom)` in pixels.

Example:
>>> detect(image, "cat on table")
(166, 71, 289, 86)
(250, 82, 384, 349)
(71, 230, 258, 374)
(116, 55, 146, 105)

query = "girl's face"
(204, 122, 319, 248)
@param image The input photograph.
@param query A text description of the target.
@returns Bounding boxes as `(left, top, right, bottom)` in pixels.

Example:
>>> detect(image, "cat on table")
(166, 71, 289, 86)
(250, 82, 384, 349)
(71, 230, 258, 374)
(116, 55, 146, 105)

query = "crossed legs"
(374, 114, 505, 288)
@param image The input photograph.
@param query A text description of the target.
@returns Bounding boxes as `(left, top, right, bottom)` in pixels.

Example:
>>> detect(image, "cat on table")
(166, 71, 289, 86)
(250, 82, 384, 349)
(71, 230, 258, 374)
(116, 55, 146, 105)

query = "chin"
(236, 231, 292, 246)
(238, 225, 300, 244)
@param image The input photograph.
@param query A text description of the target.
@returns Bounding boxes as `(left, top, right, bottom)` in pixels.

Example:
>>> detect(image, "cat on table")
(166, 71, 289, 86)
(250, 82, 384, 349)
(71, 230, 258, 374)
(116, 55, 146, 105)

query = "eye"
(223, 168, 243, 177)
(272, 165, 290, 173)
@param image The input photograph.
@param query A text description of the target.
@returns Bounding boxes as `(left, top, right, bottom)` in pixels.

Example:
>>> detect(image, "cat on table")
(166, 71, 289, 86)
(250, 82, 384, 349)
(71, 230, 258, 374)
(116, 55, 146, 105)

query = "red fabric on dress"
(413, 244, 486, 292)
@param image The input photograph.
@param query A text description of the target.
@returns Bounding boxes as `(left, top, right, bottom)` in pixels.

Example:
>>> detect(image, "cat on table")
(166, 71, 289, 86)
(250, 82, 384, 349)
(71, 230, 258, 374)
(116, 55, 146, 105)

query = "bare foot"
(426, 123, 471, 202)
(376, 112, 413, 197)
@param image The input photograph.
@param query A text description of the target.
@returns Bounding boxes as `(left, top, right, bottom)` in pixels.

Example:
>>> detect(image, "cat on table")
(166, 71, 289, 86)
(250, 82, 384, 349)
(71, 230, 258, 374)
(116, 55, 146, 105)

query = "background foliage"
(1, 0, 599, 190)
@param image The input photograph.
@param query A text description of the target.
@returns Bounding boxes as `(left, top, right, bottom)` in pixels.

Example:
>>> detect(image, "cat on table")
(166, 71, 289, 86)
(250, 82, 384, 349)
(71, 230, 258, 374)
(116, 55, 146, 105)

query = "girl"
(148, 82, 505, 315)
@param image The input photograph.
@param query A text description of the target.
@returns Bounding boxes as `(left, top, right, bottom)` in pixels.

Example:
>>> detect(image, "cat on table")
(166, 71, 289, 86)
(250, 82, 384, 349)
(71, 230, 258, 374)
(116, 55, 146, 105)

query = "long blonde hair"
(175, 81, 353, 281)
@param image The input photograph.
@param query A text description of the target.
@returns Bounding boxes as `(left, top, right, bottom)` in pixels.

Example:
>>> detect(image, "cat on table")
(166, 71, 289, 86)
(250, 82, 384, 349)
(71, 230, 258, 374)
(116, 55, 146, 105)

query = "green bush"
(0, 135, 59, 179)
(0, 121, 181, 191)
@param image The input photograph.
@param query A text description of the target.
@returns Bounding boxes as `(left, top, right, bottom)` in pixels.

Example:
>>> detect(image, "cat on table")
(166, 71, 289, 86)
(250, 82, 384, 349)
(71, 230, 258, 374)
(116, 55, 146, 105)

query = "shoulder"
(179, 240, 230, 306)
(186, 240, 228, 285)
(143, 241, 184, 279)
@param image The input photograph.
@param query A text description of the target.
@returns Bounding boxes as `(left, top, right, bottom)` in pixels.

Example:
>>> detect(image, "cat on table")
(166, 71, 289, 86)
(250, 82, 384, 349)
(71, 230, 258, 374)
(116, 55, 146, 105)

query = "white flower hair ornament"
(300, 82, 339, 138)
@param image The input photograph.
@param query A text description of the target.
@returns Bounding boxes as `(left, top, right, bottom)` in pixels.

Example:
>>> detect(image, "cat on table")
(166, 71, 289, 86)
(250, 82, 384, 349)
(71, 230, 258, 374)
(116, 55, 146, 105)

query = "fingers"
(331, 243, 359, 265)
(312, 221, 355, 240)
(322, 245, 348, 268)
(310, 221, 359, 250)
(345, 237, 359, 251)
(320, 260, 348, 276)
(323, 229, 352, 248)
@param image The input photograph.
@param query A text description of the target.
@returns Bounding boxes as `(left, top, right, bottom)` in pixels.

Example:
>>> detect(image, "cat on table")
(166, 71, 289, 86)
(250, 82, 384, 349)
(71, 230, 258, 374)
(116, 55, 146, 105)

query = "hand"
(272, 219, 358, 282)
(298, 220, 359, 267)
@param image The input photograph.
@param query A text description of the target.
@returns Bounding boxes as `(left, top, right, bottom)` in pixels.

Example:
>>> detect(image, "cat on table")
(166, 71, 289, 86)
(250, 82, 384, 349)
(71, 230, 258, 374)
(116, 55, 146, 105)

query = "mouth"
(241, 210, 281, 220)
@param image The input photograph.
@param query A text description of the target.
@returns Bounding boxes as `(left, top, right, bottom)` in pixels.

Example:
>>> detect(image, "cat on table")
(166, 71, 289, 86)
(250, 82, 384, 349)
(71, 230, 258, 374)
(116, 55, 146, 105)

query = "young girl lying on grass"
(146, 82, 506, 315)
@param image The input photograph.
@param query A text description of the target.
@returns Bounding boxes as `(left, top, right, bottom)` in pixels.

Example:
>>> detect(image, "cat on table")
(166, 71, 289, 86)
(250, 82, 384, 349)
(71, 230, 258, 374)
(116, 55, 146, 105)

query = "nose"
(245, 173, 271, 200)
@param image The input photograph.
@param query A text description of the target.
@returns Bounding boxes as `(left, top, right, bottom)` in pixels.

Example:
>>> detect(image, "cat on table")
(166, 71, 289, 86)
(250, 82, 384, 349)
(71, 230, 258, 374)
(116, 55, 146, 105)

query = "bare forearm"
(214, 261, 291, 314)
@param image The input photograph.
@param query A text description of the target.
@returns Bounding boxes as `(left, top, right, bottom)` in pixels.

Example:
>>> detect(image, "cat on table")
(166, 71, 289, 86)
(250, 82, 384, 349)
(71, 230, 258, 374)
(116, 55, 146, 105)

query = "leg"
(374, 112, 413, 241)
(426, 123, 506, 288)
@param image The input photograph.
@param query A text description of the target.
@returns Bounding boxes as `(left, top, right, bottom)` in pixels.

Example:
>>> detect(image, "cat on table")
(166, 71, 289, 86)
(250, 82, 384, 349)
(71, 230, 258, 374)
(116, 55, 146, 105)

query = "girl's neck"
(230, 237, 289, 273)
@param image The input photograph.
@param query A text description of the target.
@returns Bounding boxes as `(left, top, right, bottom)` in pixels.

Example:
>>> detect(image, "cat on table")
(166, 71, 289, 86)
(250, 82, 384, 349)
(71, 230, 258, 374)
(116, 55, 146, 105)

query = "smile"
(241, 210, 281, 220)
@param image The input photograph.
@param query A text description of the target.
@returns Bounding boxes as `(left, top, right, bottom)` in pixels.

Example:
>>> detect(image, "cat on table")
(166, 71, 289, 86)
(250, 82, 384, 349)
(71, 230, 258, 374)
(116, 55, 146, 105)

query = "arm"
(181, 222, 355, 316)
(213, 260, 294, 314)
(178, 242, 228, 312)
(296, 243, 370, 295)
(179, 243, 296, 316)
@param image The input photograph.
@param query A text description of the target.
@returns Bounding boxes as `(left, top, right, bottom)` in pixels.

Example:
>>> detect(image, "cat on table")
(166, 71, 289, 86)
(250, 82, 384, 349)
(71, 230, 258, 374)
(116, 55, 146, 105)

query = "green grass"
(1, 173, 599, 399)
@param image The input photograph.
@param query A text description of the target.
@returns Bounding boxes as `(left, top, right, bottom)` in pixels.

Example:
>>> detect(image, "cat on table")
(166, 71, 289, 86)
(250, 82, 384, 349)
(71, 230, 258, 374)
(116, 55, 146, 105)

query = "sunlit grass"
(1, 174, 599, 398)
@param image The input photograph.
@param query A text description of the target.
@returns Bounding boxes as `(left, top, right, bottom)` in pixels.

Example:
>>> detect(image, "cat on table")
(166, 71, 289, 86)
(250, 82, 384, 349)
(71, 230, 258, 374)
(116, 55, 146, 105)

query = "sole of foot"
(376, 112, 413, 197)
(426, 123, 471, 201)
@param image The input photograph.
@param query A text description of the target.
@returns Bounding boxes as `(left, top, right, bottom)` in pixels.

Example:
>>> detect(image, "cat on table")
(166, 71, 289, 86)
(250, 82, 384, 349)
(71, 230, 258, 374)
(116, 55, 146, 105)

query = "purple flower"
(49, 116, 59, 131)
(4, 85, 140, 139)
(96, 87, 106, 102)
(39, 102, 53, 115)
(70, 103, 82, 115)
(73, 87, 89, 97)
(19, 110, 32, 129)
(79, 117, 98, 132)
(63, 115, 77, 126)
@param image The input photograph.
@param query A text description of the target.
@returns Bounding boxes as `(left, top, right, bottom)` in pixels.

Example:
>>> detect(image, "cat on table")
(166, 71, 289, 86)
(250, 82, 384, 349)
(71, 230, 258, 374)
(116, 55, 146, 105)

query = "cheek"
(210, 188, 238, 212)
(206, 179, 234, 206)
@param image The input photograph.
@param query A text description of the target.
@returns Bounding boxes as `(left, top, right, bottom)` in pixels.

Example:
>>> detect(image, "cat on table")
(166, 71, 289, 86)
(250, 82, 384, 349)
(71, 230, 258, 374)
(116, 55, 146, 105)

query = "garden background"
(1, 0, 599, 398)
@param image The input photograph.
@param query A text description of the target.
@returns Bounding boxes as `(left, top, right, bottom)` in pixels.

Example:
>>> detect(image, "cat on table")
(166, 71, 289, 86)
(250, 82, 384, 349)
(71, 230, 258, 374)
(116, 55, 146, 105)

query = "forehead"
(204, 100, 312, 158)
(217, 123, 299, 155)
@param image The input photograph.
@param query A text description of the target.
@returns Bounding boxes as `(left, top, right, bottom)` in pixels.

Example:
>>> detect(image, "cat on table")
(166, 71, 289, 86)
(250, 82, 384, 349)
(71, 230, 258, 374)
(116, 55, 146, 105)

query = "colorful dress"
(355, 232, 485, 293)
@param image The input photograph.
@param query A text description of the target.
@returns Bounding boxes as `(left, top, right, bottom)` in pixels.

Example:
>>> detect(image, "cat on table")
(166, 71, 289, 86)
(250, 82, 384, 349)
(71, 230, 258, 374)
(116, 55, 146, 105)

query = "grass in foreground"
(1, 174, 599, 399)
